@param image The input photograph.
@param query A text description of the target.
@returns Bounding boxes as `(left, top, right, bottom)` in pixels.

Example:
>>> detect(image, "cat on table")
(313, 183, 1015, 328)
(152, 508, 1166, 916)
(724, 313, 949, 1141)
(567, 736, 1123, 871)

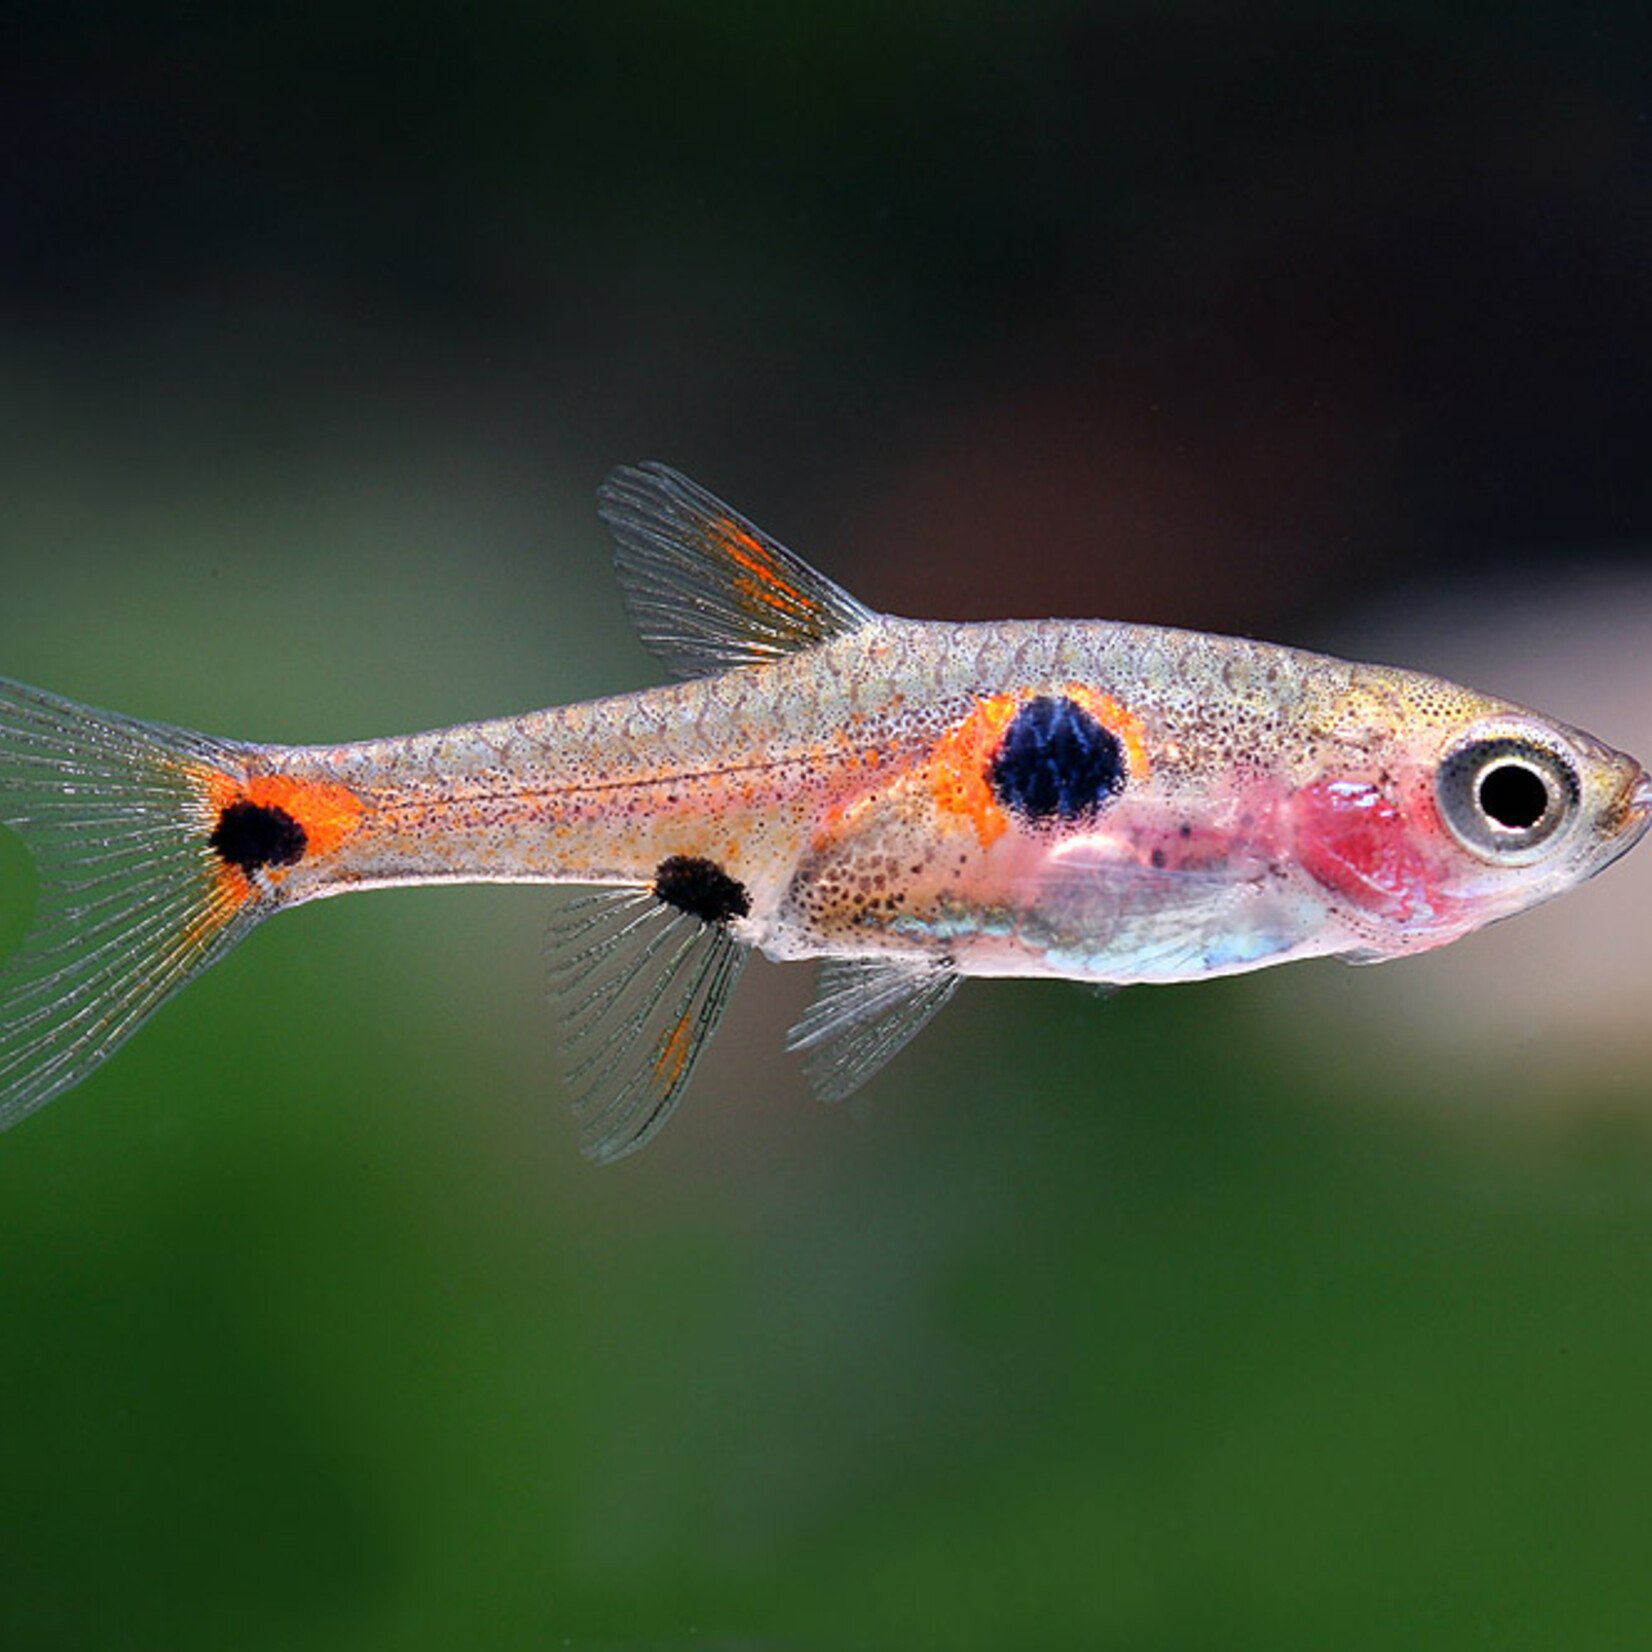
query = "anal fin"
(547, 888, 747, 1163)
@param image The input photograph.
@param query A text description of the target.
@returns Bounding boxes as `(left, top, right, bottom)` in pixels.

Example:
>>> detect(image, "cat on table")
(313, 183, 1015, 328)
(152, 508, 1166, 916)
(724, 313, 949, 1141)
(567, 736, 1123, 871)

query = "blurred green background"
(5, 4, 1652, 1647)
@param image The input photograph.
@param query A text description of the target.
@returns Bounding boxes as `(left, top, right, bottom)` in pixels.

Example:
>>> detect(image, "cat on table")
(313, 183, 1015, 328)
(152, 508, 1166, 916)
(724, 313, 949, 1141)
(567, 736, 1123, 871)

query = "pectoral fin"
(787, 958, 961, 1103)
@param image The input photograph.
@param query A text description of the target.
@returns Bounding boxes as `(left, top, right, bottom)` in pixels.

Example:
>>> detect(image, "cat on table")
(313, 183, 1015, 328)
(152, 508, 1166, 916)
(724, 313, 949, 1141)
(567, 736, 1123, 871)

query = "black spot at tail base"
(211, 801, 308, 873)
(653, 855, 750, 925)
(989, 695, 1125, 823)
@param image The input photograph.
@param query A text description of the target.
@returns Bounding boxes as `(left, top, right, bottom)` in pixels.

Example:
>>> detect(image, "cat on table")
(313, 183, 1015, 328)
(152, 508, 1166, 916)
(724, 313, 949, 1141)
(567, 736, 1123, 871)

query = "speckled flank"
(261, 617, 1257, 910)
(249, 612, 1644, 987)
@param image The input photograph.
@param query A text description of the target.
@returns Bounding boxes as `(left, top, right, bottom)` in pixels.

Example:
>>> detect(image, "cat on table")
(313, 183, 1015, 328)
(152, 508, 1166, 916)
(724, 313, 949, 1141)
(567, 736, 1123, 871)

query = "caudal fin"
(0, 679, 267, 1128)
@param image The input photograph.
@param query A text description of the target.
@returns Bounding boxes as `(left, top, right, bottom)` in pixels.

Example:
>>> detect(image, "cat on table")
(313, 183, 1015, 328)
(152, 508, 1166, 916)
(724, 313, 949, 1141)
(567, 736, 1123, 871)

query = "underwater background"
(4, 4, 1652, 1646)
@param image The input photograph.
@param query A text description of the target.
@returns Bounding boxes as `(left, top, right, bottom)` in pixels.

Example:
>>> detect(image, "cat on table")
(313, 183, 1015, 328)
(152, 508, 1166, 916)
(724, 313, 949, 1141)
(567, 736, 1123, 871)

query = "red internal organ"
(1291, 778, 1447, 923)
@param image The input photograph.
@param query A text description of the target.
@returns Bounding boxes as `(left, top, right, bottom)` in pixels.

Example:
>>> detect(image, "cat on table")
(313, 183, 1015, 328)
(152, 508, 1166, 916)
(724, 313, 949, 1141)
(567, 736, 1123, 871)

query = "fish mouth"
(1624, 768, 1652, 827)
(1604, 764, 1652, 860)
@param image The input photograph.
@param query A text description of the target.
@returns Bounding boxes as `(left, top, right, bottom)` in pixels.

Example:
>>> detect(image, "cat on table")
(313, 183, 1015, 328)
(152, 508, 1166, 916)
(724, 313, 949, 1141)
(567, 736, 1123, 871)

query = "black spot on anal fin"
(653, 854, 750, 925)
(989, 695, 1125, 824)
(210, 801, 308, 873)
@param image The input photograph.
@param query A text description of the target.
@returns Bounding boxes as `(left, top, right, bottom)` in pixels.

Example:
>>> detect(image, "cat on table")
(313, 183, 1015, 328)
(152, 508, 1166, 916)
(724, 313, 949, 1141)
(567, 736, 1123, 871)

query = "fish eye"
(1436, 735, 1581, 863)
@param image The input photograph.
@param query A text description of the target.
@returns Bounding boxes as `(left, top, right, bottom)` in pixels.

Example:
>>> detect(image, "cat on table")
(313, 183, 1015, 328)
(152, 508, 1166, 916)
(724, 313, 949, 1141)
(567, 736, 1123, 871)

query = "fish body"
(1, 465, 1646, 1157)
(277, 617, 1634, 978)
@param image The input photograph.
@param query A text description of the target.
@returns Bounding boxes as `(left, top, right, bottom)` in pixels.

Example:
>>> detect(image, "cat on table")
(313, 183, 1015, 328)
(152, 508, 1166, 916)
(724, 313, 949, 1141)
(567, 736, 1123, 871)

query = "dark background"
(3, 5, 1652, 1647)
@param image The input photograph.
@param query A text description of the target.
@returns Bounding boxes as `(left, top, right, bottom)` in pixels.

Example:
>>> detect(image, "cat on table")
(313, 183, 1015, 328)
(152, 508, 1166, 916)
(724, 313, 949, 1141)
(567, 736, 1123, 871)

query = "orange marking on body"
(922, 687, 1152, 847)
(812, 786, 882, 850)
(245, 775, 366, 859)
(196, 771, 259, 911)
(200, 768, 367, 899)
(927, 694, 1022, 846)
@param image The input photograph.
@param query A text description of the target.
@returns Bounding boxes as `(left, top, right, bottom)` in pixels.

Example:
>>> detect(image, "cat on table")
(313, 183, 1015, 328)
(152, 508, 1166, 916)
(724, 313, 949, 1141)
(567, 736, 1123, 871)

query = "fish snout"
(1629, 769, 1652, 821)
(1600, 759, 1652, 865)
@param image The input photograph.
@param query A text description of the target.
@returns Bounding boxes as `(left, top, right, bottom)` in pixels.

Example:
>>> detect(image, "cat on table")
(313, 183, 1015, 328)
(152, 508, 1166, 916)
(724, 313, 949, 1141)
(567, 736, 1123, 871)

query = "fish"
(0, 463, 1647, 1160)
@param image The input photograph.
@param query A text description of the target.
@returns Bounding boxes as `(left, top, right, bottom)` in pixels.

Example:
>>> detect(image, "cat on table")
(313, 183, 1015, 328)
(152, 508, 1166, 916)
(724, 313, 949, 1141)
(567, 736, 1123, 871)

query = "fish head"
(1423, 707, 1648, 904)
(1293, 671, 1649, 955)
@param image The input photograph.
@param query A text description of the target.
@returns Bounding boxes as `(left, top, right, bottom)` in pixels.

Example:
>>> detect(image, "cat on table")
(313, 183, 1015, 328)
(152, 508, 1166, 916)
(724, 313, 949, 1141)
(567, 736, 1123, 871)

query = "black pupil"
(1478, 763, 1549, 831)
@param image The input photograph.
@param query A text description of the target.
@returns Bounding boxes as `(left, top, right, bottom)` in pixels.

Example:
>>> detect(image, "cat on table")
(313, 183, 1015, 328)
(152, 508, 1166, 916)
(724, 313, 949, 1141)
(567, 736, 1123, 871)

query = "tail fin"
(0, 679, 266, 1129)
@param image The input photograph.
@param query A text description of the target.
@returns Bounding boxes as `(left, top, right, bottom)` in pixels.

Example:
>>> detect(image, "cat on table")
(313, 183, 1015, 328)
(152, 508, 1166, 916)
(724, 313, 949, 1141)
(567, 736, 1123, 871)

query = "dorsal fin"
(598, 463, 875, 680)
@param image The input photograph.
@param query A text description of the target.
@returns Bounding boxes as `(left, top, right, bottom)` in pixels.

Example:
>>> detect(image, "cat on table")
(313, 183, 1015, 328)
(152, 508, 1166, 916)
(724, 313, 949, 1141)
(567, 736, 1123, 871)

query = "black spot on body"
(210, 801, 307, 873)
(988, 696, 1125, 824)
(653, 854, 750, 925)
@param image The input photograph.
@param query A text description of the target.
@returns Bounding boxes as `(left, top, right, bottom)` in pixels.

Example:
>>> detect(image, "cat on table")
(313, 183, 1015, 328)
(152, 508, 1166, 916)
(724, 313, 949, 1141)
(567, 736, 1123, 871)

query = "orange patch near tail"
(242, 774, 365, 859)
(202, 769, 366, 901)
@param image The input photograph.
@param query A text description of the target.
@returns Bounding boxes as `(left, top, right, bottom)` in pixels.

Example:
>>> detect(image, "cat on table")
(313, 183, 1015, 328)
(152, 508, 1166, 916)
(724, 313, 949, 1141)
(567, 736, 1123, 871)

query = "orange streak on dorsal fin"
(598, 462, 875, 679)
